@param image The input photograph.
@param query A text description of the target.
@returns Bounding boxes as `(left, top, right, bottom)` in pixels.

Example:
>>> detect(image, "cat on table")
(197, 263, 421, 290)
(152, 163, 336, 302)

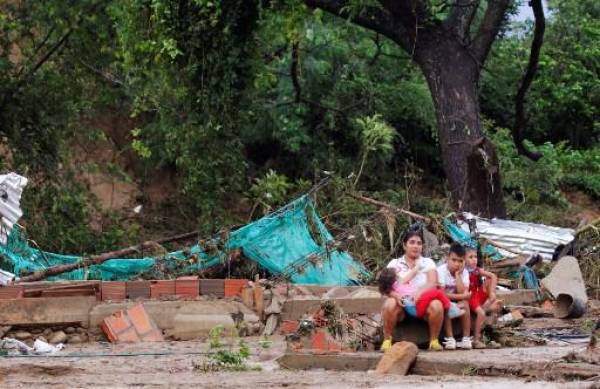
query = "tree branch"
(512, 0, 545, 161)
(291, 39, 302, 103)
(471, 0, 511, 64)
(444, 0, 481, 42)
(304, 0, 411, 50)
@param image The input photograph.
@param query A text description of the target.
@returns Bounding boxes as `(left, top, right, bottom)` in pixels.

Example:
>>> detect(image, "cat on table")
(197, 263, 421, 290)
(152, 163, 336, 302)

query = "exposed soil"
(0, 339, 595, 388)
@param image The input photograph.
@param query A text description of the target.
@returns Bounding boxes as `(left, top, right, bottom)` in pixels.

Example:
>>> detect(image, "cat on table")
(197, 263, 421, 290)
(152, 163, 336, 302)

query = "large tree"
(303, 0, 544, 217)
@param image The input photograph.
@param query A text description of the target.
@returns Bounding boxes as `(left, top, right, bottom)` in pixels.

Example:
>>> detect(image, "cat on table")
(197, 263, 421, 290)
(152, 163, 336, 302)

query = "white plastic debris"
(0, 268, 15, 286)
(0, 338, 33, 354)
(0, 172, 28, 245)
(33, 339, 64, 354)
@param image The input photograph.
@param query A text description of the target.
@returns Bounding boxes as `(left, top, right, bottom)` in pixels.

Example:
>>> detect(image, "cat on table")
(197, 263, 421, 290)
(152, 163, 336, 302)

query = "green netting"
(0, 196, 368, 285)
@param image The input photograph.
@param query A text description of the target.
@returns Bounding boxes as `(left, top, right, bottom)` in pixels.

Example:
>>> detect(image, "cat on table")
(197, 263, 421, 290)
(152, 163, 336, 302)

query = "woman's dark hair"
(377, 267, 397, 295)
(401, 230, 423, 244)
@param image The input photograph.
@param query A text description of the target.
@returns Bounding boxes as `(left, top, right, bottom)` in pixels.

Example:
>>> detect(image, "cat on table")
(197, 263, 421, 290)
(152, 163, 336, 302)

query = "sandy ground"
(0, 339, 594, 388)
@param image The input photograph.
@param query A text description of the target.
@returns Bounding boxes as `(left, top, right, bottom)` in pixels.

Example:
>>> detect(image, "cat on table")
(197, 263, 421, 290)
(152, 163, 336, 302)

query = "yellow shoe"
(380, 338, 392, 352)
(428, 339, 443, 351)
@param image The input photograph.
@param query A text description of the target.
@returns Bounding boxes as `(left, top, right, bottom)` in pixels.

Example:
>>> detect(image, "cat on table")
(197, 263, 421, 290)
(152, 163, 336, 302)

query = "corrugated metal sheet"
(0, 173, 28, 245)
(458, 212, 574, 260)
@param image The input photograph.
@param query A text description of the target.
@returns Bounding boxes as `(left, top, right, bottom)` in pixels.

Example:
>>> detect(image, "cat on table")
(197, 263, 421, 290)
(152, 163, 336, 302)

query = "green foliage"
(482, 0, 599, 147)
(209, 325, 225, 349)
(489, 125, 600, 223)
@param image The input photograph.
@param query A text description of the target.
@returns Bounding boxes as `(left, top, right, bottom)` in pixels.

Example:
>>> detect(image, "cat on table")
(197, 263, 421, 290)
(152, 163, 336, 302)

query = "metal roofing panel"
(0, 173, 28, 245)
(459, 212, 574, 259)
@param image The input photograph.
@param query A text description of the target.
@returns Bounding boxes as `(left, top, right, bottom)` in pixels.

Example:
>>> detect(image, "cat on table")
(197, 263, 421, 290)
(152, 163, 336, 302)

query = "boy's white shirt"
(387, 255, 436, 290)
(437, 263, 469, 293)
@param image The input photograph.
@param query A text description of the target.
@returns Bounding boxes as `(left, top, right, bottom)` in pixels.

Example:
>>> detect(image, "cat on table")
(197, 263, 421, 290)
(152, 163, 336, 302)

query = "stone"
(375, 341, 418, 375)
(30, 328, 42, 334)
(262, 314, 279, 336)
(65, 326, 76, 334)
(14, 331, 32, 340)
(43, 328, 52, 336)
(240, 287, 254, 308)
(68, 335, 84, 344)
(0, 325, 12, 338)
(49, 331, 67, 344)
(76, 327, 86, 334)
(264, 296, 284, 315)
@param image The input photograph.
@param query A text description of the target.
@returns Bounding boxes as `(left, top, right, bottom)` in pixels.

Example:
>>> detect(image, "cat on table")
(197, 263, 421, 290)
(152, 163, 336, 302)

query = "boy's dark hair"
(449, 243, 466, 257)
(377, 268, 397, 295)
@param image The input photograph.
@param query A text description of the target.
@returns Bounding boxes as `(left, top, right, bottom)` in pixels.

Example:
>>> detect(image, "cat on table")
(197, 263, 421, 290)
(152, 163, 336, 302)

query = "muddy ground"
(0, 338, 596, 388)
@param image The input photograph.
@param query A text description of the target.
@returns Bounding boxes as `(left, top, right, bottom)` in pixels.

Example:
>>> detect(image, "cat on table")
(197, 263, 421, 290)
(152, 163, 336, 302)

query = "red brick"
(150, 280, 175, 298)
(101, 282, 126, 301)
(224, 279, 249, 297)
(101, 303, 164, 343)
(176, 276, 199, 297)
(280, 320, 299, 335)
(126, 281, 151, 300)
(310, 329, 342, 353)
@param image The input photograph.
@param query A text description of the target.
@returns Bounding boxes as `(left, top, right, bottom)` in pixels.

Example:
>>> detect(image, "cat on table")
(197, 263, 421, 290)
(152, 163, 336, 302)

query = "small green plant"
(259, 335, 272, 349)
(209, 325, 225, 349)
(353, 114, 397, 187)
(193, 335, 259, 372)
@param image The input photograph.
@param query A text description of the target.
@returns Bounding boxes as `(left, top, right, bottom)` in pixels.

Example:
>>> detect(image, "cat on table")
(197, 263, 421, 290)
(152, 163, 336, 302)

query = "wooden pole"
(16, 230, 199, 283)
(349, 193, 430, 223)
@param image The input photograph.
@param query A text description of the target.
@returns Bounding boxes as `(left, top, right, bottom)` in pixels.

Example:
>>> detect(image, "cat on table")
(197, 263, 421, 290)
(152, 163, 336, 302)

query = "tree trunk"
(418, 41, 506, 218)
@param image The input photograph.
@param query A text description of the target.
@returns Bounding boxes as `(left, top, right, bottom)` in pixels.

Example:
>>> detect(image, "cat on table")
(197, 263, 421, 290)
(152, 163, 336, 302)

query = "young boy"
(437, 244, 472, 350)
(465, 246, 501, 349)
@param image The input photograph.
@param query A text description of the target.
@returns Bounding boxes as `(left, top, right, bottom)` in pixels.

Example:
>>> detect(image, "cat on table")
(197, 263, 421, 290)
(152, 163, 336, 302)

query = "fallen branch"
(16, 230, 200, 283)
(482, 238, 524, 255)
(349, 193, 430, 223)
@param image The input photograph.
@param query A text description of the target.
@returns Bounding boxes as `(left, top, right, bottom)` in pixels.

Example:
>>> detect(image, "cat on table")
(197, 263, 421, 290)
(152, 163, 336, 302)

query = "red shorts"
(469, 288, 488, 310)
(415, 288, 451, 318)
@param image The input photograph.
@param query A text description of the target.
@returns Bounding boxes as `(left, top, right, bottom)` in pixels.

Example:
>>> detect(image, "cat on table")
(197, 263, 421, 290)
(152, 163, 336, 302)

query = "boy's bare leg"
(458, 301, 471, 337)
(474, 306, 486, 342)
(443, 315, 453, 337)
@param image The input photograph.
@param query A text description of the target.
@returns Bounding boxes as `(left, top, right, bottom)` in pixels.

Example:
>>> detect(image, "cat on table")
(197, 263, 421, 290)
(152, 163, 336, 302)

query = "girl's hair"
(377, 267, 397, 295)
(401, 230, 423, 244)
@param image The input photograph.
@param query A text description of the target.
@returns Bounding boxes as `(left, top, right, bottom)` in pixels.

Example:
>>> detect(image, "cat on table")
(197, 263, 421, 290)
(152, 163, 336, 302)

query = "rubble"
(541, 256, 588, 318)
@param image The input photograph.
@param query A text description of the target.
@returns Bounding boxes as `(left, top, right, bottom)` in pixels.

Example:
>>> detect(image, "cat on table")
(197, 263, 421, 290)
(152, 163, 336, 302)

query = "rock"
(68, 335, 84, 344)
(14, 331, 32, 340)
(30, 328, 42, 334)
(264, 296, 284, 315)
(49, 331, 67, 344)
(241, 287, 254, 308)
(0, 325, 11, 338)
(43, 328, 52, 336)
(76, 327, 86, 334)
(375, 341, 418, 375)
(262, 314, 279, 336)
(65, 327, 76, 334)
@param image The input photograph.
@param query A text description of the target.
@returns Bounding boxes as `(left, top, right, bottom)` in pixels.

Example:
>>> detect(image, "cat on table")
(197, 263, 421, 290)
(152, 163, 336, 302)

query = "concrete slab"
(166, 313, 235, 340)
(89, 299, 255, 330)
(0, 296, 96, 326)
(277, 346, 598, 380)
(497, 289, 538, 306)
(282, 297, 385, 320)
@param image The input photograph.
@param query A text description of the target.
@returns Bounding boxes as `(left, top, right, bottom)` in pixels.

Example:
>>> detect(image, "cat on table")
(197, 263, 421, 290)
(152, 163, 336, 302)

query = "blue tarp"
(0, 196, 368, 285)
